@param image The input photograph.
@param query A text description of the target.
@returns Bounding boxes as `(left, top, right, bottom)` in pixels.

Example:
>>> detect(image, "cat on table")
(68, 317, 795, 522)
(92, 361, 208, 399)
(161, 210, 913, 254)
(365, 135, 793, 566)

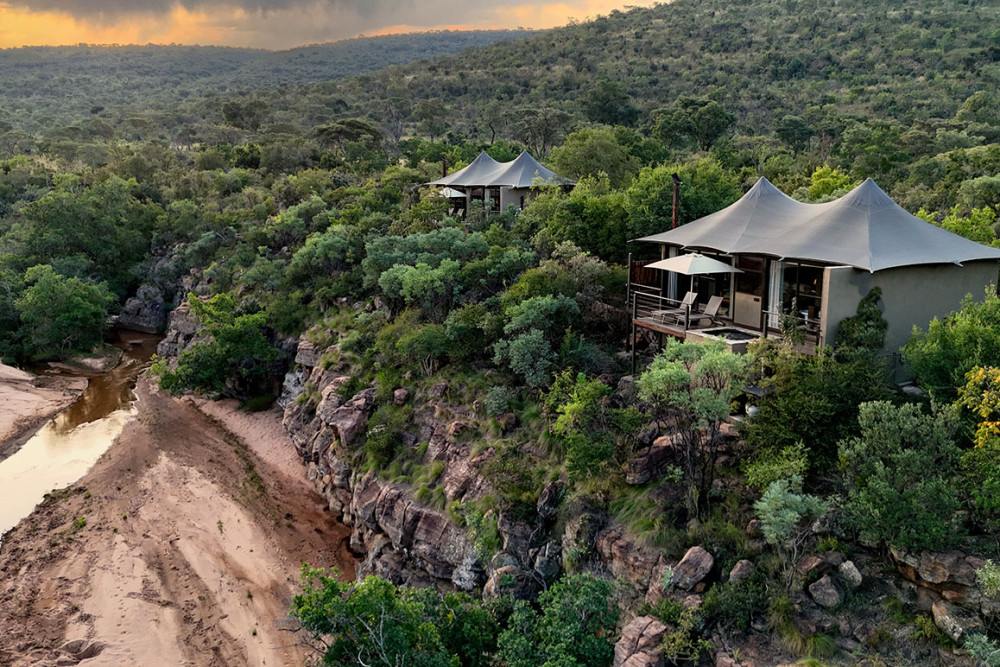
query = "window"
(781, 262, 823, 321)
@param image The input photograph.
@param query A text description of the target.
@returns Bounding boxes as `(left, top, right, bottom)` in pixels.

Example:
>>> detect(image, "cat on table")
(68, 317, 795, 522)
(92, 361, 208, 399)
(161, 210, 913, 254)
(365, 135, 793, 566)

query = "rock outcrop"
(118, 285, 168, 334)
(280, 336, 497, 590)
(671, 546, 715, 592)
(613, 616, 667, 667)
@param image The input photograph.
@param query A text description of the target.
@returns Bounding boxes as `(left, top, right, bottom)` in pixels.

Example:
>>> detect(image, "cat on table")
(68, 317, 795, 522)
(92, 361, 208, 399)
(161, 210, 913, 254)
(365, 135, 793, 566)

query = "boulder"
(294, 339, 322, 367)
(793, 594, 838, 635)
(118, 285, 167, 333)
(532, 541, 562, 583)
(392, 388, 409, 405)
(797, 555, 827, 578)
(932, 599, 983, 643)
(536, 481, 563, 520)
(613, 616, 667, 667)
(838, 560, 863, 591)
(625, 435, 680, 485)
(808, 575, 843, 609)
(596, 525, 663, 592)
(746, 519, 763, 538)
(728, 559, 754, 584)
(671, 546, 714, 592)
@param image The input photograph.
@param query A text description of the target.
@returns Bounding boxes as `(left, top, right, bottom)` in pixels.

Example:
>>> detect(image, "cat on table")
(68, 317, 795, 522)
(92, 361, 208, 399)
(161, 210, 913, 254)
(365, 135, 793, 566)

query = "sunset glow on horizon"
(0, 0, 659, 50)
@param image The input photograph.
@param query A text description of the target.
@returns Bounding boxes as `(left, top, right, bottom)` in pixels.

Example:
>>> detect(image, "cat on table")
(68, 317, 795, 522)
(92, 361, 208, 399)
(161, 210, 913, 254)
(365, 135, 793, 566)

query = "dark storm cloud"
(7, 0, 466, 18)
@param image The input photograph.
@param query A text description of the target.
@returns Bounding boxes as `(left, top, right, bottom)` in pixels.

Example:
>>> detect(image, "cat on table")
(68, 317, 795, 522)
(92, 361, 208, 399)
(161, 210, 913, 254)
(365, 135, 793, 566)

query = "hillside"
(322, 0, 1000, 131)
(0, 31, 533, 133)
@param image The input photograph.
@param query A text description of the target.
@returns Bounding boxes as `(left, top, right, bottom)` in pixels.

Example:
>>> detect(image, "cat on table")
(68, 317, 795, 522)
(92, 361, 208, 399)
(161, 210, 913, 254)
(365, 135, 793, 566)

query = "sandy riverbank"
(0, 363, 88, 462)
(0, 379, 356, 667)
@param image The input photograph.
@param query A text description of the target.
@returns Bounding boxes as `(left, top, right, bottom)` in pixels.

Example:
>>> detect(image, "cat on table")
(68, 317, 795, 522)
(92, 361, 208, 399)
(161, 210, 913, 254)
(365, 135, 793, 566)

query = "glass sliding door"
(733, 256, 764, 328)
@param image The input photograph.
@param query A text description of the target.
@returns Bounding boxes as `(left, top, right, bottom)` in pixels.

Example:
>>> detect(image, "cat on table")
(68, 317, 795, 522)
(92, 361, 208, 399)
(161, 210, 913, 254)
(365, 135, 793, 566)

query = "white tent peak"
(428, 150, 570, 188)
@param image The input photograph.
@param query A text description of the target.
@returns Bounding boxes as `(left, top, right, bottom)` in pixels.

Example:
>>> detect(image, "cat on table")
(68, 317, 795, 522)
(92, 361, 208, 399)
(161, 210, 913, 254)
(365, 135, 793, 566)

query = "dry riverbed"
(0, 363, 88, 463)
(0, 378, 356, 667)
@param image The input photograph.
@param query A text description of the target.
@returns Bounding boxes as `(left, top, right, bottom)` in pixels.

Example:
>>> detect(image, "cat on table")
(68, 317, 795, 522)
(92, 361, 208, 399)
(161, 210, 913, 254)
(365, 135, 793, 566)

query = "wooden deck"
(633, 317, 692, 338)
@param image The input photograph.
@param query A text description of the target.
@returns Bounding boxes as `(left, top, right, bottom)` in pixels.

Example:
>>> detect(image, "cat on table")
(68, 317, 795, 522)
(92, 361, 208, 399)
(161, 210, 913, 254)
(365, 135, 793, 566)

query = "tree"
(550, 126, 639, 188)
(958, 366, 1000, 530)
(754, 475, 826, 586)
(958, 175, 1000, 216)
(151, 293, 279, 400)
(839, 401, 962, 552)
(414, 98, 447, 142)
(637, 339, 752, 518)
(291, 567, 495, 666)
(775, 114, 815, 154)
(653, 98, 734, 151)
(15, 264, 113, 358)
(806, 165, 855, 201)
(582, 80, 639, 127)
(497, 574, 619, 667)
(514, 107, 570, 157)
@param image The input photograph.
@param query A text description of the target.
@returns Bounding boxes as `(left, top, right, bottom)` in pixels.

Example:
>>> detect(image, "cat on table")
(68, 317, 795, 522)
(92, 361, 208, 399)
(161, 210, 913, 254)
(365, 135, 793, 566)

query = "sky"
(0, 0, 658, 50)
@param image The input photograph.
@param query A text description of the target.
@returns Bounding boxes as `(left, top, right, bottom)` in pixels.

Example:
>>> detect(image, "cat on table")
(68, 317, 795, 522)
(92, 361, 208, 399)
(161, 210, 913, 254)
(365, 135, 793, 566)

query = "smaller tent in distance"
(428, 151, 572, 213)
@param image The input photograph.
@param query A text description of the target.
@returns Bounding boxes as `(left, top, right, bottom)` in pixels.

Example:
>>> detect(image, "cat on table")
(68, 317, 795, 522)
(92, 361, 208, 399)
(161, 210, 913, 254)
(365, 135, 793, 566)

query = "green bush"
(903, 288, 1000, 401)
(496, 574, 620, 667)
(484, 385, 516, 417)
(364, 404, 411, 468)
(743, 341, 889, 472)
(743, 443, 808, 493)
(839, 401, 962, 551)
(701, 571, 769, 631)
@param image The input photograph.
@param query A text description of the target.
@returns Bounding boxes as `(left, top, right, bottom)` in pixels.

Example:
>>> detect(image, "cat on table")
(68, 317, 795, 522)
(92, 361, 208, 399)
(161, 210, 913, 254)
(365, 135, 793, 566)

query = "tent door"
(732, 256, 764, 329)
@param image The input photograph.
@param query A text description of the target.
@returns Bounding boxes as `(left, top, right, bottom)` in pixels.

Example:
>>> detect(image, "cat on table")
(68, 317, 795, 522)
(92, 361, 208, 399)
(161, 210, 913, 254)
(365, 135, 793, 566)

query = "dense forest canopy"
(0, 31, 534, 133)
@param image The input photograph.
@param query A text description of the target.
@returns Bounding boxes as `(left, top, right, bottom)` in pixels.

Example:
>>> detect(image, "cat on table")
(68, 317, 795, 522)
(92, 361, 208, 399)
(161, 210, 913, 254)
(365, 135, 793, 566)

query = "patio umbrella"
(646, 253, 742, 275)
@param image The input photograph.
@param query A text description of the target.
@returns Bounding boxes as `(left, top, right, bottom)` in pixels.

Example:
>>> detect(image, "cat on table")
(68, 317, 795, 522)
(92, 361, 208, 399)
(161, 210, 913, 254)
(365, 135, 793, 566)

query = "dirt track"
(0, 379, 356, 667)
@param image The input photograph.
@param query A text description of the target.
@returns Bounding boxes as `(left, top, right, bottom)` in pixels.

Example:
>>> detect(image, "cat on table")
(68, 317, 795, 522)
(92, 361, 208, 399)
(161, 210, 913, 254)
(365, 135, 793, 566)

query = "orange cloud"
(0, 4, 230, 46)
(0, 1, 660, 49)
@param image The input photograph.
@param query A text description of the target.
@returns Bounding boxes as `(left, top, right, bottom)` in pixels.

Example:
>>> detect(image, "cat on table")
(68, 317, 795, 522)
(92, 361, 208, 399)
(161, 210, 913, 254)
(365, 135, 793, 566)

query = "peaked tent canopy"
(428, 151, 570, 188)
(429, 152, 502, 187)
(490, 151, 568, 188)
(636, 177, 1000, 272)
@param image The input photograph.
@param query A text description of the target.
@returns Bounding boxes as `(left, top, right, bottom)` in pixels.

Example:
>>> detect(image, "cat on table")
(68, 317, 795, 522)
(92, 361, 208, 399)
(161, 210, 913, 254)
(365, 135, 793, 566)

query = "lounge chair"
(687, 295, 726, 328)
(651, 291, 697, 324)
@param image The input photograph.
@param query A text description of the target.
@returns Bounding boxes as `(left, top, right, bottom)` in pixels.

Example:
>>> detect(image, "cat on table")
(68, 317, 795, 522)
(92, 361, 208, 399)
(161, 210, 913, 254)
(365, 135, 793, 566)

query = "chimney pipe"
(671, 173, 682, 229)
(441, 158, 448, 178)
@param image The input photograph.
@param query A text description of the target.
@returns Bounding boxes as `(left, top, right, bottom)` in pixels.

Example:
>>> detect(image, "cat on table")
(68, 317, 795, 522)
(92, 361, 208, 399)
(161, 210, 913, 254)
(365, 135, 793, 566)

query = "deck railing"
(629, 285, 695, 331)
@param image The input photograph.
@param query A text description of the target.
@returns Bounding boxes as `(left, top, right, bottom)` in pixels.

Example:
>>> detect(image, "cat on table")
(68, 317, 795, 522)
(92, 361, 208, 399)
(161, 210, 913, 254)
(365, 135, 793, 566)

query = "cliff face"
(275, 335, 711, 607)
(280, 340, 488, 590)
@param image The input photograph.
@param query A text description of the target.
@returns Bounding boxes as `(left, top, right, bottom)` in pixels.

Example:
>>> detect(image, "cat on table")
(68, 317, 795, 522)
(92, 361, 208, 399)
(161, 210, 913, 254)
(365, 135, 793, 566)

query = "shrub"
(484, 386, 515, 417)
(637, 339, 752, 518)
(903, 288, 1000, 401)
(754, 475, 827, 585)
(966, 633, 1000, 667)
(493, 328, 555, 388)
(496, 574, 620, 667)
(839, 401, 962, 552)
(701, 571, 769, 631)
(743, 341, 889, 472)
(363, 404, 411, 468)
(743, 443, 808, 492)
(978, 560, 1000, 599)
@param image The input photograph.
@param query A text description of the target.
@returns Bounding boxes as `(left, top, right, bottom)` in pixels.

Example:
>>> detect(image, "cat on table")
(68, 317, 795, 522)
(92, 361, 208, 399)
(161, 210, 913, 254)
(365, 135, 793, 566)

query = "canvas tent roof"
(490, 151, 565, 188)
(636, 177, 1000, 272)
(430, 152, 502, 187)
(428, 151, 569, 188)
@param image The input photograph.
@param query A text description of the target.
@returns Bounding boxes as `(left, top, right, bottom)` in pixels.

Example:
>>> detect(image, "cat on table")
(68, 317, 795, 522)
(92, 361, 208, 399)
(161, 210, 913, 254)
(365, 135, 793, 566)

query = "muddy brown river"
(0, 332, 160, 537)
